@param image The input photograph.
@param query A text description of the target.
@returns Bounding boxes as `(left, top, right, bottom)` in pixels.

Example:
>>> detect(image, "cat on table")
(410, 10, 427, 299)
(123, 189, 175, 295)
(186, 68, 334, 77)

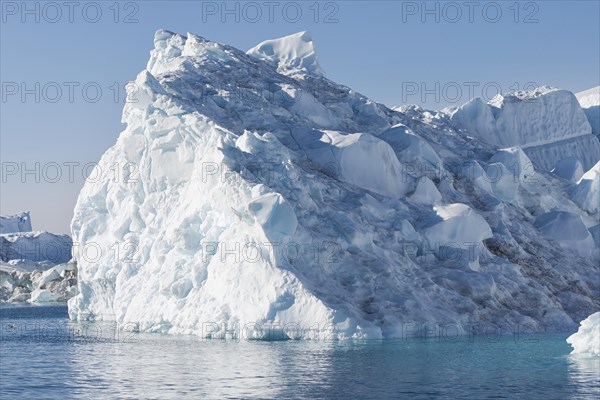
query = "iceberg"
(451, 87, 600, 171)
(0, 211, 32, 234)
(69, 30, 600, 339)
(0, 212, 76, 303)
(1, 211, 72, 268)
(0, 231, 72, 265)
(567, 312, 600, 356)
(0, 261, 77, 303)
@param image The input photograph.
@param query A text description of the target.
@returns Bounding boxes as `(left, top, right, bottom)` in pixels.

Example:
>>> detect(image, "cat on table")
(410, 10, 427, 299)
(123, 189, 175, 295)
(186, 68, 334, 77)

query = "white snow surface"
(69, 30, 600, 339)
(0, 212, 32, 234)
(567, 312, 600, 356)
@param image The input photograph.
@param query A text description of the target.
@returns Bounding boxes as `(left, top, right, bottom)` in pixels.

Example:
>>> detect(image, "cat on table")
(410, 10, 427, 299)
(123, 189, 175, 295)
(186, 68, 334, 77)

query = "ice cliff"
(69, 30, 600, 339)
(576, 86, 600, 137)
(451, 87, 600, 172)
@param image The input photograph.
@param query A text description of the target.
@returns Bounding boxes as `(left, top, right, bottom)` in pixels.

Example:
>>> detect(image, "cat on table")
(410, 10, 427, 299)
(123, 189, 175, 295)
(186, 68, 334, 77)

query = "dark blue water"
(0, 305, 598, 399)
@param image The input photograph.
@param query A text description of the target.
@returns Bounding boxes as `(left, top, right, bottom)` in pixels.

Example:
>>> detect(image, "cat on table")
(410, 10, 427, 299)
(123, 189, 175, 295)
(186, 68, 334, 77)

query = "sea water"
(0, 305, 598, 399)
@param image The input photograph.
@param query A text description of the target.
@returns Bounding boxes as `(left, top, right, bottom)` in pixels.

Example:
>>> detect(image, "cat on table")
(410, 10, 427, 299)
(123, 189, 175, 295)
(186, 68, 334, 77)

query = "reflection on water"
(567, 354, 600, 399)
(0, 305, 598, 399)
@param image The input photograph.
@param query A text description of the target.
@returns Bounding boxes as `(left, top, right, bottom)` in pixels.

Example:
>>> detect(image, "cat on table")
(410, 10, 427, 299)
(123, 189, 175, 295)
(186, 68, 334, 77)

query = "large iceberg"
(567, 312, 600, 356)
(69, 30, 600, 339)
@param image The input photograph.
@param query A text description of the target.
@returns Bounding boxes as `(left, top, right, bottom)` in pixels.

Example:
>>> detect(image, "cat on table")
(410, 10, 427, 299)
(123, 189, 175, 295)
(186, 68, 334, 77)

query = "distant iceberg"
(0, 211, 32, 234)
(0, 212, 76, 303)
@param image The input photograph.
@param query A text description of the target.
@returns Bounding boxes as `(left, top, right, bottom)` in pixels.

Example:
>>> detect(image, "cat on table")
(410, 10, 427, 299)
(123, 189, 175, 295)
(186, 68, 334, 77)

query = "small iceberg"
(567, 312, 600, 356)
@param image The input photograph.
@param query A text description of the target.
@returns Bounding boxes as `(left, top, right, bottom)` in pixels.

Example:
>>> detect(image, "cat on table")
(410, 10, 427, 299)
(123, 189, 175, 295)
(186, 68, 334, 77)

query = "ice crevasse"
(69, 30, 600, 339)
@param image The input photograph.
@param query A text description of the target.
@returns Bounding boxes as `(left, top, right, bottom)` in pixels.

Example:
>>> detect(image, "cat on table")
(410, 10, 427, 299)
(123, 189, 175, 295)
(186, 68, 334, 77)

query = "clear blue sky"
(1, 0, 599, 234)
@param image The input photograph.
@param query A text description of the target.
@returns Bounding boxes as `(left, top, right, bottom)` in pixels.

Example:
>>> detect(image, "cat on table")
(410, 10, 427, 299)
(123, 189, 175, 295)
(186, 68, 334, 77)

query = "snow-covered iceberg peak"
(146, 29, 186, 75)
(146, 30, 236, 76)
(247, 31, 325, 77)
(567, 312, 600, 356)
